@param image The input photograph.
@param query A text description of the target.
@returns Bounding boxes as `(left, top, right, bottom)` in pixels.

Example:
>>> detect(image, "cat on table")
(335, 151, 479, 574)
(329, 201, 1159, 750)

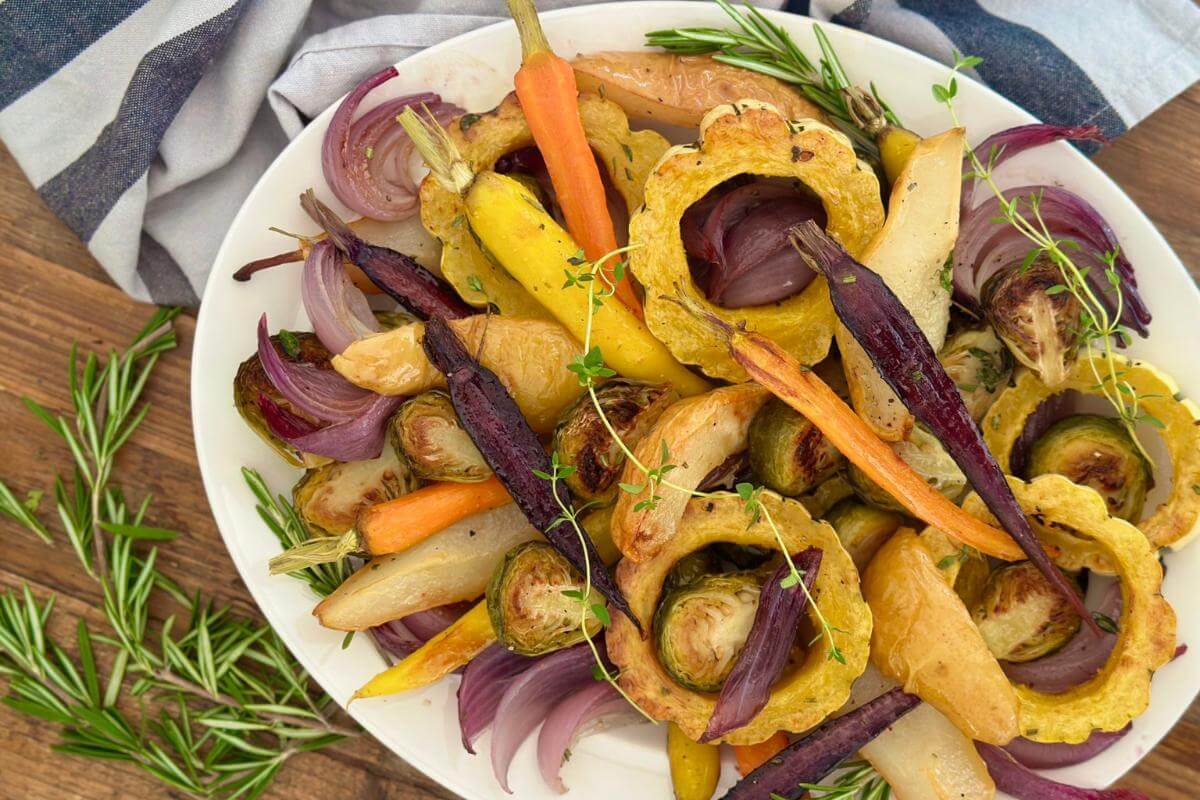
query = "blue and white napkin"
(0, 0, 1196, 306)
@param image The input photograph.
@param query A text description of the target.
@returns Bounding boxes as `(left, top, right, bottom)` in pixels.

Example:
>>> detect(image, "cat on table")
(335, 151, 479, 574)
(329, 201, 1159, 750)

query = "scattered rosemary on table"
(933, 53, 1158, 460)
(645, 0, 899, 157)
(0, 308, 354, 799)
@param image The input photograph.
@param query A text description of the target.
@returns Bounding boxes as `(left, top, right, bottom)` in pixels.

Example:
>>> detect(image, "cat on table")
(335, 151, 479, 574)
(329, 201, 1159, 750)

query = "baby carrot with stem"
(506, 0, 643, 318)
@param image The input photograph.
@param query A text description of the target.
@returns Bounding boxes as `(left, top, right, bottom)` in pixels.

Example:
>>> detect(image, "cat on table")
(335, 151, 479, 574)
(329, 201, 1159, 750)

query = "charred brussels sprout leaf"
(392, 391, 492, 482)
(233, 332, 333, 467)
(748, 397, 845, 496)
(971, 562, 1083, 663)
(552, 380, 678, 504)
(293, 445, 418, 536)
(848, 426, 966, 512)
(664, 550, 723, 592)
(1027, 414, 1153, 522)
(981, 257, 1080, 388)
(654, 572, 762, 693)
(824, 498, 903, 570)
(486, 541, 603, 656)
(373, 308, 419, 330)
(939, 325, 1014, 422)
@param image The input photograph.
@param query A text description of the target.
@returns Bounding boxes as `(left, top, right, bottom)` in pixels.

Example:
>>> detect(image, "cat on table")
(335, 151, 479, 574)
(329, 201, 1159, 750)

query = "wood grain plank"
(0, 85, 1196, 800)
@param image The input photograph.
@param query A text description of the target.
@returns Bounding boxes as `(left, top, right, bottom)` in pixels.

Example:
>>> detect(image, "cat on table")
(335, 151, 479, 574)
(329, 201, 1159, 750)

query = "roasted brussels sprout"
(234, 331, 334, 467)
(391, 391, 491, 482)
(664, 550, 723, 591)
(849, 426, 966, 512)
(824, 499, 904, 570)
(981, 257, 1080, 388)
(939, 325, 1014, 422)
(293, 446, 418, 536)
(1026, 414, 1153, 522)
(971, 562, 1083, 663)
(553, 380, 677, 503)
(486, 541, 603, 656)
(654, 572, 762, 693)
(373, 309, 418, 330)
(748, 397, 845, 496)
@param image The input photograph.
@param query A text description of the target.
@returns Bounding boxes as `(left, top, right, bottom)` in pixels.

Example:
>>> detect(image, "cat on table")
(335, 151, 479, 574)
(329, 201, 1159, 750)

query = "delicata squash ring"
(606, 493, 870, 744)
(984, 355, 1200, 554)
(628, 100, 884, 382)
(961, 475, 1177, 743)
(420, 93, 669, 318)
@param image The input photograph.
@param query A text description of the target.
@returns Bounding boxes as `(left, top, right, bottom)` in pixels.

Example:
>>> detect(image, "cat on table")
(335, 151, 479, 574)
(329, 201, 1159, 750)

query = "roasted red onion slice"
(682, 179, 826, 308)
(1002, 582, 1120, 693)
(1009, 391, 1079, 477)
(256, 314, 376, 422)
(490, 643, 596, 793)
(301, 239, 379, 354)
(537, 681, 637, 793)
(322, 67, 463, 221)
(720, 688, 919, 800)
(370, 619, 423, 660)
(258, 391, 401, 462)
(1003, 726, 1130, 770)
(404, 603, 471, 641)
(977, 743, 1148, 800)
(458, 644, 541, 755)
(703, 548, 821, 741)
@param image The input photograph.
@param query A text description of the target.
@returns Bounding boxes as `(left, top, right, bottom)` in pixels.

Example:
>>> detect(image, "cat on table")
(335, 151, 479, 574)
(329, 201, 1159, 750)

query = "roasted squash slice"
(629, 100, 884, 382)
(607, 493, 870, 744)
(984, 355, 1200, 554)
(420, 93, 669, 317)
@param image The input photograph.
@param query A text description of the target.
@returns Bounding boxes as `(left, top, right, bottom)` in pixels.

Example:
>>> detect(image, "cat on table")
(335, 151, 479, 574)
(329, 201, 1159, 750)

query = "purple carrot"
(789, 220, 1098, 635)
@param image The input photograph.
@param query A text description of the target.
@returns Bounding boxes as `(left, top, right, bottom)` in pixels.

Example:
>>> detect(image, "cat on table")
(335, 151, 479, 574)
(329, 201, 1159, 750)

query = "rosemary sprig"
(933, 54, 1154, 459)
(645, 0, 898, 156)
(0, 309, 354, 799)
(561, 247, 846, 665)
(792, 759, 891, 799)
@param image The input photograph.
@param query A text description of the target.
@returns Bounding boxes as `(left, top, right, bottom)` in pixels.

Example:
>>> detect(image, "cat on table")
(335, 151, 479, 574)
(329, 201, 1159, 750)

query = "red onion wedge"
(301, 190, 472, 321)
(256, 314, 376, 422)
(458, 644, 542, 755)
(537, 681, 638, 793)
(258, 391, 401, 462)
(977, 743, 1148, 800)
(720, 687, 919, 800)
(1002, 582, 1120, 693)
(301, 239, 379, 354)
(321, 66, 463, 221)
(703, 548, 821, 742)
(1003, 726, 1130, 770)
(404, 602, 472, 641)
(682, 179, 825, 308)
(370, 619, 423, 661)
(490, 643, 595, 793)
(789, 221, 1099, 635)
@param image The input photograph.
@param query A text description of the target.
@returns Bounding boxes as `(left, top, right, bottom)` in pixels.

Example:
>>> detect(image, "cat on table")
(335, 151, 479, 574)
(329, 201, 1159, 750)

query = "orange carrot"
(357, 477, 512, 555)
(734, 732, 790, 776)
(506, 0, 643, 318)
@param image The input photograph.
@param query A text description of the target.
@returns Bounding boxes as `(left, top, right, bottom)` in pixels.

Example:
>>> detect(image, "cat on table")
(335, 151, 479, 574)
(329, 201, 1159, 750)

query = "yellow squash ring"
(606, 493, 870, 744)
(984, 355, 1200, 557)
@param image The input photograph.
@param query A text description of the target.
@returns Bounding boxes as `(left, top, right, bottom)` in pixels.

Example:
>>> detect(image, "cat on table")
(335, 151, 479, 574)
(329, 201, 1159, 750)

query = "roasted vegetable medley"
(231, 2, 1194, 798)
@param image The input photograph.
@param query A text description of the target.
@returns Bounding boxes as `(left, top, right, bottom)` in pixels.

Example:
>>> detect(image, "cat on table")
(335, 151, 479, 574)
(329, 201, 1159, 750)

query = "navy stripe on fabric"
(898, 0, 1125, 146)
(38, 1, 249, 242)
(137, 232, 198, 306)
(832, 0, 874, 27)
(784, 0, 812, 15)
(0, 0, 148, 110)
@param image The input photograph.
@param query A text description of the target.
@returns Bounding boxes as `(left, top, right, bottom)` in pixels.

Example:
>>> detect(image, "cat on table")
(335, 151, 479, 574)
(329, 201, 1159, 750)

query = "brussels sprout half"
(939, 325, 1014, 423)
(552, 379, 677, 504)
(654, 572, 762, 693)
(971, 562, 1083, 663)
(293, 445, 418, 536)
(824, 499, 903, 570)
(487, 541, 603, 656)
(392, 391, 491, 483)
(748, 397, 845, 496)
(848, 426, 966, 512)
(233, 331, 334, 467)
(1027, 414, 1153, 522)
(981, 256, 1080, 388)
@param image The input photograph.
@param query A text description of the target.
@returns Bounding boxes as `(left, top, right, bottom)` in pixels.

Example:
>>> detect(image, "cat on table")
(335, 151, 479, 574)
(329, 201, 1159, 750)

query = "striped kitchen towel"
(0, 0, 1197, 306)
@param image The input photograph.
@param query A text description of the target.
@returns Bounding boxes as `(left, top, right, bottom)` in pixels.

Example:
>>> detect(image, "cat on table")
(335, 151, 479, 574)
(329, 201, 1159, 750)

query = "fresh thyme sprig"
(645, 0, 898, 156)
(791, 759, 891, 799)
(0, 309, 354, 799)
(561, 247, 846, 664)
(934, 54, 1156, 460)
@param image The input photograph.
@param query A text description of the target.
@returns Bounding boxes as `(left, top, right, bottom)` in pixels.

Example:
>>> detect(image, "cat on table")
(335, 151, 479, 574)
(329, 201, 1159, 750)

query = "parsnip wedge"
(839, 128, 965, 441)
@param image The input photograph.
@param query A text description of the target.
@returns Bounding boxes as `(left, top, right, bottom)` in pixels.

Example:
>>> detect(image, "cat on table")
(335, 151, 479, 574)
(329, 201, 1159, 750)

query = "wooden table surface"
(1, 85, 1197, 799)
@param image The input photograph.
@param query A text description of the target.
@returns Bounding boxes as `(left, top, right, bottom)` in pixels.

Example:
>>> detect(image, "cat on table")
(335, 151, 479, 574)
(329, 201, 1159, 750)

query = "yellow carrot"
(667, 722, 721, 800)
